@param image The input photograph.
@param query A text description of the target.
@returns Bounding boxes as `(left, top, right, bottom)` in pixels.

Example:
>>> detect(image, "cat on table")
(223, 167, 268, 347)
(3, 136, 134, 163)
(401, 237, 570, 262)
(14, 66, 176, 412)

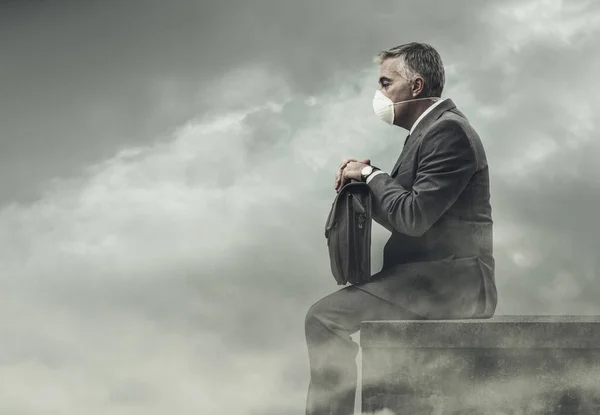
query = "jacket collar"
(408, 98, 457, 141)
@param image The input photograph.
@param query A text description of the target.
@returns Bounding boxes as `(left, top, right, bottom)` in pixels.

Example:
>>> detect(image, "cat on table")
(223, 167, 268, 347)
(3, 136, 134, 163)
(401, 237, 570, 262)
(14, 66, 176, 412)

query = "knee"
(305, 298, 329, 337)
(305, 300, 323, 329)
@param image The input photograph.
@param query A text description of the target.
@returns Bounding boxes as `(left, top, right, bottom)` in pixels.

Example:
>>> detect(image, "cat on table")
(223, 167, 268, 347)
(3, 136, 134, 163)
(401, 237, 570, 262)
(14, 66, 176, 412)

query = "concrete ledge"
(360, 315, 600, 349)
(360, 315, 600, 414)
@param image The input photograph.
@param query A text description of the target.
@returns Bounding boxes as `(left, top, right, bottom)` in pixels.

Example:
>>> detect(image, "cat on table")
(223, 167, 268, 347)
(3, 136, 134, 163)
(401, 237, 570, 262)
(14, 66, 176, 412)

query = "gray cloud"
(0, 0, 499, 204)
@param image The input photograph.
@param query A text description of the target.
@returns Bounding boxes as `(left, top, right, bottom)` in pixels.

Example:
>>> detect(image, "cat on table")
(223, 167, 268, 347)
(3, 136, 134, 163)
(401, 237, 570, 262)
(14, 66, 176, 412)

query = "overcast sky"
(1, 0, 600, 413)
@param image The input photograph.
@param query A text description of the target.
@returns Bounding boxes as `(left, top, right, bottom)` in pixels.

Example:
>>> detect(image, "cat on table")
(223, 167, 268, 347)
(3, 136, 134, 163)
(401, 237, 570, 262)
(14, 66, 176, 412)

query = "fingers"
(335, 173, 348, 193)
(335, 176, 343, 192)
(334, 158, 370, 192)
(335, 158, 357, 191)
(338, 158, 357, 174)
(335, 171, 347, 192)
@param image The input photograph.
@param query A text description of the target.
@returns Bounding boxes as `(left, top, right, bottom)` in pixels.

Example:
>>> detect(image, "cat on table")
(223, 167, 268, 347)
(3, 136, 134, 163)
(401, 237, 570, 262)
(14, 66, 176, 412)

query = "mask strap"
(392, 97, 440, 106)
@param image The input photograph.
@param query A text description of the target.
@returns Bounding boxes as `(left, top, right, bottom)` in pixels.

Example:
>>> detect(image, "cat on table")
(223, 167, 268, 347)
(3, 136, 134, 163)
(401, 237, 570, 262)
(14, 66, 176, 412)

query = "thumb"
(361, 159, 371, 165)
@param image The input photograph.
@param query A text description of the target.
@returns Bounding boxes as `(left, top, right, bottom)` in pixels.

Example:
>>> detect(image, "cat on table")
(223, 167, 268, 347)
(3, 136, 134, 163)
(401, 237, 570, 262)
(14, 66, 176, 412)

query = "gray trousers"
(304, 284, 423, 415)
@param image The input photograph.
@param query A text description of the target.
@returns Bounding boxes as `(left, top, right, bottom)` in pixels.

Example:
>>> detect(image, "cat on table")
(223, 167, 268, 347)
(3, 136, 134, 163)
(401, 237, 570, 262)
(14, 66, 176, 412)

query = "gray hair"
(374, 42, 445, 98)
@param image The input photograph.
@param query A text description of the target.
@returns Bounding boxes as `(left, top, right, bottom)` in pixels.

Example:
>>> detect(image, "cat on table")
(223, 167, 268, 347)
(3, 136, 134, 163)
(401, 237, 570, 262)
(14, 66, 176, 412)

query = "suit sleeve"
(371, 203, 395, 233)
(366, 120, 477, 237)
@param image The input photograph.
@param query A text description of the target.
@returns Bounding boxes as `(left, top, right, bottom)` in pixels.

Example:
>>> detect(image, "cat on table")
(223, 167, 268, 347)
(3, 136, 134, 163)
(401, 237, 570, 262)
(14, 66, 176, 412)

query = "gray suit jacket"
(355, 99, 497, 319)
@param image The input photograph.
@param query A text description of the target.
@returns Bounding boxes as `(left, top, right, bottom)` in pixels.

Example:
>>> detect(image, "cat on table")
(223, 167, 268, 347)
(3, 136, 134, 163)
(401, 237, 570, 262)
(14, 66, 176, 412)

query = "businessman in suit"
(304, 42, 498, 415)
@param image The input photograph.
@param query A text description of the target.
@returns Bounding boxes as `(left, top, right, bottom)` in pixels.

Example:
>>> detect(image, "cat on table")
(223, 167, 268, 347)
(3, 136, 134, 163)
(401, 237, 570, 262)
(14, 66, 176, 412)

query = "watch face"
(361, 166, 373, 177)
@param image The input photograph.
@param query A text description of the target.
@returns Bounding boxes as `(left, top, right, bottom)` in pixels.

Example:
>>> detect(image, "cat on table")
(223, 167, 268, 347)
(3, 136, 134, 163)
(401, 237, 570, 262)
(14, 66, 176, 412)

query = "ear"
(411, 76, 425, 97)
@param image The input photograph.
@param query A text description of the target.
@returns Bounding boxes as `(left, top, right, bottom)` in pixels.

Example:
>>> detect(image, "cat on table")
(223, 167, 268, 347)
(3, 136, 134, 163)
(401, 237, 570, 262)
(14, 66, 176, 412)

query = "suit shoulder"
(423, 114, 472, 149)
(425, 111, 488, 168)
(430, 111, 473, 136)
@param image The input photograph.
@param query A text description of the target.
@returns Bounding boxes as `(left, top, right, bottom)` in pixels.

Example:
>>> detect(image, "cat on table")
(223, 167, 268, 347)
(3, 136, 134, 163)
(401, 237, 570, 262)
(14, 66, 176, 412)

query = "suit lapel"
(390, 135, 411, 178)
(390, 99, 458, 177)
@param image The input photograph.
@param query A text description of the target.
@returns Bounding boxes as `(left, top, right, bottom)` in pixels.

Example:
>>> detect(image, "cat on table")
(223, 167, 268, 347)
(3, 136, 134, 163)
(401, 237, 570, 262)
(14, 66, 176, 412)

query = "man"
(304, 42, 498, 415)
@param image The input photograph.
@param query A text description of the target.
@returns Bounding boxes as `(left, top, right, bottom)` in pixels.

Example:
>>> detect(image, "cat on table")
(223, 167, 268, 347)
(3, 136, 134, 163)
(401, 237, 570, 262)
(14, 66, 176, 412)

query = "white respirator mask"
(372, 89, 440, 125)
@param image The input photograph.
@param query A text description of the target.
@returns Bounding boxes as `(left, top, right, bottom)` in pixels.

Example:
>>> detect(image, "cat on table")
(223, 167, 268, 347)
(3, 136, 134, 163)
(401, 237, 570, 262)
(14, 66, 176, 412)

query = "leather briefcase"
(324, 180, 372, 285)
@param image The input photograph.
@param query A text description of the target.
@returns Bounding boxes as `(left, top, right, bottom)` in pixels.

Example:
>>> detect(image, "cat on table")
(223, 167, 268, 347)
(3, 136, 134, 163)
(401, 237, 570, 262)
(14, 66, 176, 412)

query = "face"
(377, 57, 422, 126)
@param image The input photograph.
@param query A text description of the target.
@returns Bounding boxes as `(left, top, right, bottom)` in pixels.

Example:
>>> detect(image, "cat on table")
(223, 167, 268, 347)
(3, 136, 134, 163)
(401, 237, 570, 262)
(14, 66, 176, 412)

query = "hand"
(334, 158, 370, 192)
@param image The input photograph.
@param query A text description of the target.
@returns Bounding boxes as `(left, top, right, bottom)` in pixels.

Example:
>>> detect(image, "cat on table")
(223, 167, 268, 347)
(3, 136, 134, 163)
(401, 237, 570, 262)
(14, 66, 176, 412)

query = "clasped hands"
(334, 158, 371, 193)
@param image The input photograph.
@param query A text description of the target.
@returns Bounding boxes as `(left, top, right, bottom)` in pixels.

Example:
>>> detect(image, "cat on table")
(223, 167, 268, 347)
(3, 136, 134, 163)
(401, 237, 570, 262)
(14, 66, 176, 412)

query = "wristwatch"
(360, 165, 378, 181)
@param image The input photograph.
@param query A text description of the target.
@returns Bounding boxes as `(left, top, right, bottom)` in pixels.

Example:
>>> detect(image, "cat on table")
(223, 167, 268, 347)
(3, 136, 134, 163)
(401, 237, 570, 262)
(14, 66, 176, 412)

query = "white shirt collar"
(408, 97, 447, 135)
